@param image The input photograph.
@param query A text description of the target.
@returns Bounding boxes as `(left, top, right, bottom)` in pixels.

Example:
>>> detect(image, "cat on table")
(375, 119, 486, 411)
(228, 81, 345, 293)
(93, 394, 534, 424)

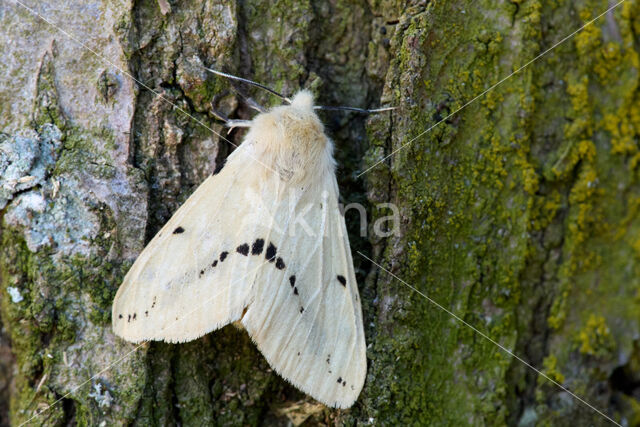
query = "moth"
(112, 82, 378, 408)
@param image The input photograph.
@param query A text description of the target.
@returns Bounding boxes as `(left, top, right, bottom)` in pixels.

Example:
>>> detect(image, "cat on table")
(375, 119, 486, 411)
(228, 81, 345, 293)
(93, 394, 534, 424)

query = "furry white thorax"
(245, 90, 336, 184)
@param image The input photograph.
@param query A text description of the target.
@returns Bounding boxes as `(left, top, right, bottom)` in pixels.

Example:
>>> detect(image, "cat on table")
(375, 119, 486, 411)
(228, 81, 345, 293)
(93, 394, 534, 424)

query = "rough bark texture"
(1, 0, 639, 425)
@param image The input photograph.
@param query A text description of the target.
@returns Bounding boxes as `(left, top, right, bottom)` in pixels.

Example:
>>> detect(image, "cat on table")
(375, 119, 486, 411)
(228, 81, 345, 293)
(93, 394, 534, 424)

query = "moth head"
(251, 90, 327, 151)
(289, 90, 314, 110)
(246, 90, 332, 181)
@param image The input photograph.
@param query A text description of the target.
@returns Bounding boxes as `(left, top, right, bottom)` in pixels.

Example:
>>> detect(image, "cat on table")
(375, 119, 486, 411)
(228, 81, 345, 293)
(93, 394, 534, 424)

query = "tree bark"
(1, 0, 639, 425)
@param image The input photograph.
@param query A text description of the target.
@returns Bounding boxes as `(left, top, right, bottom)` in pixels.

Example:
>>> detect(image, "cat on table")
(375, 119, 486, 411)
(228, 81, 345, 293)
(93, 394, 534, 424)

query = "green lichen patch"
(363, 0, 638, 424)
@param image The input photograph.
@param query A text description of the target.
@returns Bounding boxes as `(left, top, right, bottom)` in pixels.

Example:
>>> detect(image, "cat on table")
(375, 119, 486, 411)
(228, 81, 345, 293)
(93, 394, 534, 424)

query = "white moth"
(112, 90, 366, 408)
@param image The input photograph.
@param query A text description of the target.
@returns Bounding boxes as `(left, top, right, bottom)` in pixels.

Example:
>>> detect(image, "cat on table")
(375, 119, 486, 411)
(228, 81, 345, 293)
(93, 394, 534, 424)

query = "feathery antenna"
(203, 66, 395, 114)
(203, 67, 291, 103)
(314, 105, 397, 114)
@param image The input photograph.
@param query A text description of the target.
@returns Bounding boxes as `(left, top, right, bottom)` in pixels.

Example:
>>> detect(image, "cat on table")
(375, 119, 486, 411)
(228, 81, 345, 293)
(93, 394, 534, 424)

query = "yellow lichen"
(632, 236, 640, 259)
(602, 112, 638, 156)
(594, 42, 622, 81)
(566, 75, 590, 114)
(541, 354, 565, 384)
(574, 24, 601, 58)
(577, 314, 614, 356)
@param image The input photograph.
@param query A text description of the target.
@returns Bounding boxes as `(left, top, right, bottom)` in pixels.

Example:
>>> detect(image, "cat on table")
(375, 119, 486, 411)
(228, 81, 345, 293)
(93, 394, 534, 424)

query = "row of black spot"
(120, 228, 349, 329)
(119, 309, 151, 322)
(288, 274, 304, 313)
(193, 237, 288, 280)
(172, 227, 347, 287)
(334, 276, 350, 389)
(119, 296, 157, 323)
(234, 238, 286, 269)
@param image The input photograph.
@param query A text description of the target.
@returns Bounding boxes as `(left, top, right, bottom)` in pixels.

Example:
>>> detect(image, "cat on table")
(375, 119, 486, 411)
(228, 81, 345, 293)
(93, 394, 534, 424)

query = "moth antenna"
(314, 105, 397, 114)
(204, 65, 395, 115)
(221, 82, 266, 113)
(241, 95, 266, 113)
(203, 66, 291, 103)
(210, 102, 230, 123)
(210, 102, 253, 131)
(224, 120, 252, 132)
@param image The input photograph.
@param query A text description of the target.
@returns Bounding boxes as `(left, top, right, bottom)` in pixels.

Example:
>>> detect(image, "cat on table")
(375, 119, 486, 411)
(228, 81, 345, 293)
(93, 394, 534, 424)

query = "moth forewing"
(112, 90, 367, 408)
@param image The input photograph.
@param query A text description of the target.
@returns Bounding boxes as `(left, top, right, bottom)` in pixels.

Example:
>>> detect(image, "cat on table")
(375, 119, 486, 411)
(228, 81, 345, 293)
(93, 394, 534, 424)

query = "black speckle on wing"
(337, 275, 346, 287)
(289, 275, 296, 287)
(265, 242, 277, 262)
(173, 226, 185, 234)
(251, 239, 264, 255)
(236, 243, 249, 256)
(220, 251, 229, 262)
(275, 257, 285, 270)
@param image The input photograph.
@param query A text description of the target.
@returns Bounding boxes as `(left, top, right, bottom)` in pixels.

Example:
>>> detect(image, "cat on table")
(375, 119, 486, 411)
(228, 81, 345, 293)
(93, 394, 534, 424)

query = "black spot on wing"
(265, 242, 277, 262)
(173, 226, 185, 234)
(220, 251, 229, 262)
(118, 314, 123, 319)
(236, 243, 249, 256)
(293, 287, 298, 295)
(212, 260, 218, 267)
(199, 269, 205, 277)
(275, 257, 285, 270)
(145, 311, 148, 316)
(337, 275, 346, 287)
(337, 377, 342, 383)
(300, 306, 304, 313)
(251, 239, 264, 255)
(133, 313, 137, 320)
(289, 275, 296, 287)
